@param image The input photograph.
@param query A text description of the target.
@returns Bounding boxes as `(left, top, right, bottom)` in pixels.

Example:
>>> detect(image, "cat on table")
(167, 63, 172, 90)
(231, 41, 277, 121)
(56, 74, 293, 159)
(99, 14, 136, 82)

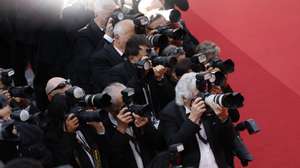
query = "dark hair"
(125, 34, 149, 57)
(4, 158, 43, 168)
(175, 58, 192, 77)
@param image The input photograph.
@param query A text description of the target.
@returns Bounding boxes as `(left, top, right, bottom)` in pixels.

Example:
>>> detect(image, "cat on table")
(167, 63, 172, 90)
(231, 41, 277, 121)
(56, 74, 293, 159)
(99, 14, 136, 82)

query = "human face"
(129, 45, 150, 64)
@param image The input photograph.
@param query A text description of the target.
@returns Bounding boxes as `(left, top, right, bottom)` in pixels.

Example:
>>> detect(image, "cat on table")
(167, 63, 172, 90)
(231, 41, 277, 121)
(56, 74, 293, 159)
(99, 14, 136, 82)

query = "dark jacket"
(68, 20, 108, 93)
(44, 95, 109, 168)
(107, 61, 175, 115)
(90, 43, 125, 92)
(159, 101, 235, 168)
(102, 112, 157, 168)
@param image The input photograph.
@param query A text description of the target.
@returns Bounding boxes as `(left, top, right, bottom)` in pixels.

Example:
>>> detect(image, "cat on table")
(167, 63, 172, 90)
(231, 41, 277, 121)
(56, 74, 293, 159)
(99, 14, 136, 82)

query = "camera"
(195, 72, 226, 90)
(135, 58, 153, 71)
(65, 86, 86, 100)
(157, 27, 186, 40)
(121, 88, 150, 116)
(111, 9, 125, 25)
(199, 92, 244, 110)
(233, 119, 260, 166)
(149, 48, 178, 67)
(84, 93, 112, 109)
(10, 108, 30, 122)
(206, 58, 235, 74)
(9, 86, 34, 98)
(68, 106, 104, 123)
(0, 68, 15, 86)
(190, 53, 208, 64)
(168, 143, 184, 168)
(146, 34, 169, 48)
(0, 120, 19, 142)
(130, 13, 149, 34)
(236, 119, 261, 135)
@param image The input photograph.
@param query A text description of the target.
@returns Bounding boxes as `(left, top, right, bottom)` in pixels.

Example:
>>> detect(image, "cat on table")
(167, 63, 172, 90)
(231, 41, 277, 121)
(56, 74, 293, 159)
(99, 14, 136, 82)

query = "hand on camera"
(64, 114, 79, 133)
(153, 65, 167, 81)
(0, 105, 12, 121)
(132, 113, 149, 128)
(189, 97, 206, 124)
(116, 107, 133, 134)
(105, 17, 114, 38)
(85, 110, 106, 134)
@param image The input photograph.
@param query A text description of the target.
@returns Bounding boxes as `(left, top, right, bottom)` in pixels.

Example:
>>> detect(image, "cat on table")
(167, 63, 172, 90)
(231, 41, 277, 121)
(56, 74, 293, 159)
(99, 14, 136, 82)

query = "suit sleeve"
(159, 105, 200, 145)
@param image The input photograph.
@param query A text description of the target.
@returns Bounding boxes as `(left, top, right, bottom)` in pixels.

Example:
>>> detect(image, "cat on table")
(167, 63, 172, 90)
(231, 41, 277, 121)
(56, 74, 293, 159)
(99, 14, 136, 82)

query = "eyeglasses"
(47, 79, 71, 95)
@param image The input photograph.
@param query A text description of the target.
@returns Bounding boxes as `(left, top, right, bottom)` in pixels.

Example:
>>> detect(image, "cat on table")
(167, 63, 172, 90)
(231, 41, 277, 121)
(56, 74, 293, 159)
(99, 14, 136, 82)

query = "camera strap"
(76, 131, 102, 168)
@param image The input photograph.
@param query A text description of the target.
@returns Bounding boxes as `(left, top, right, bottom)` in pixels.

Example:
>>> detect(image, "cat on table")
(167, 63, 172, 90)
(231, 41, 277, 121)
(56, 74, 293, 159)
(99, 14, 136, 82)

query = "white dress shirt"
(98, 26, 114, 43)
(113, 46, 124, 57)
(108, 113, 144, 168)
(184, 106, 219, 168)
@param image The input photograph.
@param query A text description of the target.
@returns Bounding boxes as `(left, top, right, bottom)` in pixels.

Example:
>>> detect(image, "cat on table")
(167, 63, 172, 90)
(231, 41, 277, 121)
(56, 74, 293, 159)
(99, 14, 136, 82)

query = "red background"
(183, 0, 300, 167)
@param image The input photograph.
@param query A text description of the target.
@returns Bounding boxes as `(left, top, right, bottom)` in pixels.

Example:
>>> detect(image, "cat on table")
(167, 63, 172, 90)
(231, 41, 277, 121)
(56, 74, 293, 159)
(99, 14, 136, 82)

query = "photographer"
(68, 0, 119, 93)
(101, 83, 157, 168)
(43, 77, 108, 168)
(0, 94, 51, 166)
(158, 72, 235, 168)
(107, 34, 174, 116)
(90, 19, 136, 92)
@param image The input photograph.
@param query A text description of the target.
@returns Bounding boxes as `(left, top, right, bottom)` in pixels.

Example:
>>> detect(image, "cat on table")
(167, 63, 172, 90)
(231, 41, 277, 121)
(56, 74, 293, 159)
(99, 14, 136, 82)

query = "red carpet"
(183, 0, 300, 167)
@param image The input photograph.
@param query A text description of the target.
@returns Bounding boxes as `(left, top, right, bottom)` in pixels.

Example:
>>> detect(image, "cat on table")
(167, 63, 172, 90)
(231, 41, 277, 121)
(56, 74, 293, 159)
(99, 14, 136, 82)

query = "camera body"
(121, 88, 150, 117)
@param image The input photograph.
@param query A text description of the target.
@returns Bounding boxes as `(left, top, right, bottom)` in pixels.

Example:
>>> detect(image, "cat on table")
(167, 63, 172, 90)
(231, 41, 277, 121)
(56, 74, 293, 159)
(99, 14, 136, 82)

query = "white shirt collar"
(184, 106, 191, 115)
(113, 45, 124, 56)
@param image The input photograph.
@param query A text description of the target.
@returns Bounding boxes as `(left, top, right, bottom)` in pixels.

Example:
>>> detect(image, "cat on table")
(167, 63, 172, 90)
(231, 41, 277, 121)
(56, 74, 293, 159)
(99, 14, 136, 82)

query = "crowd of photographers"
(0, 0, 260, 168)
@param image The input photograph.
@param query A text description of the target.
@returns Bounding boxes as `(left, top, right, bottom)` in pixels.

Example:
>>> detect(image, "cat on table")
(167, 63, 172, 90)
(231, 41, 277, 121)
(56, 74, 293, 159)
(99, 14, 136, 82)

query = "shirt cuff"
(103, 34, 113, 43)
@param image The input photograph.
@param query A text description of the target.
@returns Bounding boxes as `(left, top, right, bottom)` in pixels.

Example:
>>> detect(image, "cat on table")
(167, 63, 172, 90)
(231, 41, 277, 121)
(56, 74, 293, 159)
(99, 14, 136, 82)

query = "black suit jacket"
(68, 20, 108, 93)
(102, 113, 157, 168)
(159, 101, 235, 168)
(107, 61, 175, 115)
(44, 95, 109, 168)
(90, 43, 125, 92)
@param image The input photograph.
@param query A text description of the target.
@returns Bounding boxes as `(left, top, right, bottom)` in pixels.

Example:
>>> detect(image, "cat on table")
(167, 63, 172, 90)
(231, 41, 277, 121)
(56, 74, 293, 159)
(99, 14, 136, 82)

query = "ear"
(114, 34, 120, 41)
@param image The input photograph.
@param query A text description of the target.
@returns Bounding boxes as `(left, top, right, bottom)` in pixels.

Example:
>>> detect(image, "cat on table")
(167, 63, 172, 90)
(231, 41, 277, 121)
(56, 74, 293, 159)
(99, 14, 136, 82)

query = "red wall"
(183, 0, 300, 167)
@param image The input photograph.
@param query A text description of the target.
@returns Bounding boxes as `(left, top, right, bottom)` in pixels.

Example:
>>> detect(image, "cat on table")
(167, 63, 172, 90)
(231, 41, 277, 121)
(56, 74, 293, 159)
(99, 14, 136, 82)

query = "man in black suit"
(43, 77, 109, 168)
(159, 72, 235, 168)
(101, 83, 158, 168)
(107, 34, 174, 116)
(68, 0, 119, 93)
(90, 19, 135, 92)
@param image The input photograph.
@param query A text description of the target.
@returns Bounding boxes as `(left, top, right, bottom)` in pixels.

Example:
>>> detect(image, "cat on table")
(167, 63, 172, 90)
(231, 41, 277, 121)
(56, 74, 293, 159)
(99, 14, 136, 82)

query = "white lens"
(20, 110, 30, 122)
(74, 87, 85, 99)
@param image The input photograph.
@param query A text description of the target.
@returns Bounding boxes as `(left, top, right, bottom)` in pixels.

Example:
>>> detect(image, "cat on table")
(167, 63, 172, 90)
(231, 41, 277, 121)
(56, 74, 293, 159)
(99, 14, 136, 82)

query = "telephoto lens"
(111, 9, 125, 25)
(84, 93, 112, 109)
(9, 86, 34, 98)
(146, 34, 169, 48)
(207, 58, 235, 74)
(201, 92, 244, 109)
(65, 86, 86, 100)
(69, 106, 104, 123)
(10, 109, 30, 122)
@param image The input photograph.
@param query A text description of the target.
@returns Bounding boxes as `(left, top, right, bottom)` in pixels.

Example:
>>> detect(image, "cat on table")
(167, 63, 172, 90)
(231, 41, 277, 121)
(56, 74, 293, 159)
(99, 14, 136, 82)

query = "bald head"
(46, 77, 71, 101)
(113, 19, 135, 52)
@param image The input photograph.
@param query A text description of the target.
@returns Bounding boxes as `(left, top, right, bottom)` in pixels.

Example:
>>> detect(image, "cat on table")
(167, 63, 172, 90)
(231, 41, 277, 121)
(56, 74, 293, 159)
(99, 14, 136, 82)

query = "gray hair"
(94, 0, 116, 14)
(102, 82, 126, 105)
(113, 19, 134, 37)
(175, 72, 198, 106)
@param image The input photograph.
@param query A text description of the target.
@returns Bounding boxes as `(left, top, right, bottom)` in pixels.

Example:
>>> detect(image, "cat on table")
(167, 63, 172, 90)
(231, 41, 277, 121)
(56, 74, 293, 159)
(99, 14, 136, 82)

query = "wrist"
(188, 115, 201, 124)
(116, 125, 127, 134)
